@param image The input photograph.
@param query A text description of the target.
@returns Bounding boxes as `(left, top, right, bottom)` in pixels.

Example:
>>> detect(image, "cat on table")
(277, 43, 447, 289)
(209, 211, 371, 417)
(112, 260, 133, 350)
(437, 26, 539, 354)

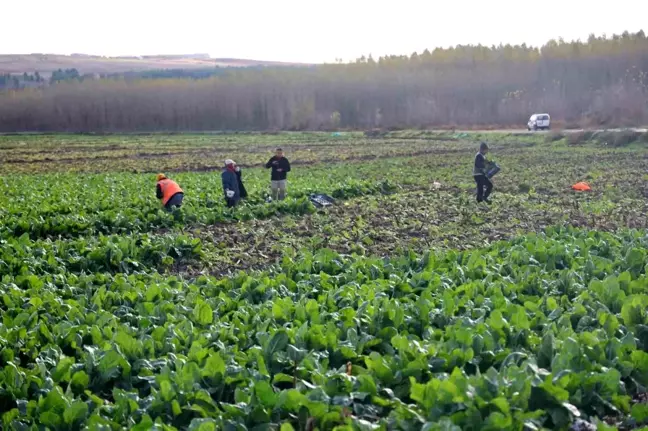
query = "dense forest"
(0, 31, 647, 132)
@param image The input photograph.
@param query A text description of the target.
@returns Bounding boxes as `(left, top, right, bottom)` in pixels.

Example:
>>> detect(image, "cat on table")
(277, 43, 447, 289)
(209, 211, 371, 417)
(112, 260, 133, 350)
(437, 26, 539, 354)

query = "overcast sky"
(2, 0, 646, 63)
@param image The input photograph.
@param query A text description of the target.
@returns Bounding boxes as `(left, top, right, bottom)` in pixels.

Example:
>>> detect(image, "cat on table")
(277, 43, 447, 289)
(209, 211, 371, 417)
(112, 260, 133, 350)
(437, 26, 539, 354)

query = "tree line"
(0, 31, 647, 132)
(0, 69, 97, 91)
(0, 72, 45, 90)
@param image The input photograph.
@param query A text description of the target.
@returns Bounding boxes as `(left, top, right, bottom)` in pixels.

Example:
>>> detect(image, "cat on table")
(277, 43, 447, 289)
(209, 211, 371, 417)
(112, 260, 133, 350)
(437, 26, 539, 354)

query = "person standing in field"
(265, 147, 291, 201)
(473, 142, 493, 204)
(234, 162, 248, 200)
(156, 173, 184, 211)
(222, 159, 241, 208)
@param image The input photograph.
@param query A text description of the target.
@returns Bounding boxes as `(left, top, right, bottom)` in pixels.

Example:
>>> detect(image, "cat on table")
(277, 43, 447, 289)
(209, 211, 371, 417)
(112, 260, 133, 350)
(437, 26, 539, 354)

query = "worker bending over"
(156, 173, 184, 211)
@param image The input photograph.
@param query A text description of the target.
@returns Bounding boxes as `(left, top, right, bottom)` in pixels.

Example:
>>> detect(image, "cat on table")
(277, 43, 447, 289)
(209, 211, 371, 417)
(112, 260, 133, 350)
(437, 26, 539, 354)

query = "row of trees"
(106, 67, 235, 80)
(0, 72, 45, 90)
(50, 68, 82, 83)
(0, 69, 95, 91)
(1, 31, 647, 132)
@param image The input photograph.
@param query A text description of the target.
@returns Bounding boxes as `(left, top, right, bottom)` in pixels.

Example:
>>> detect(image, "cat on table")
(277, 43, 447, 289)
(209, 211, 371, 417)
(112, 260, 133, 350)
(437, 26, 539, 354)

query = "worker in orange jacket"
(156, 173, 184, 211)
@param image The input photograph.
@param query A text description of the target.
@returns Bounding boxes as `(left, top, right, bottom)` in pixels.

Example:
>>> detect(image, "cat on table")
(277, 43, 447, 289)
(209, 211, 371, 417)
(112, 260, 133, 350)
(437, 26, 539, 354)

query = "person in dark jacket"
(234, 163, 248, 199)
(222, 159, 240, 208)
(265, 147, 291, 201)
(473, 142, 493, 204)
(156, 173, 184, 211)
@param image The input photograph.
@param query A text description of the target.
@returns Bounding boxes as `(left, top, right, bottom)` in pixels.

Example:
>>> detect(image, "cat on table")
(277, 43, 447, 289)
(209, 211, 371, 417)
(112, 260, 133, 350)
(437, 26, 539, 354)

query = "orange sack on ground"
(572, 182, 591, 191)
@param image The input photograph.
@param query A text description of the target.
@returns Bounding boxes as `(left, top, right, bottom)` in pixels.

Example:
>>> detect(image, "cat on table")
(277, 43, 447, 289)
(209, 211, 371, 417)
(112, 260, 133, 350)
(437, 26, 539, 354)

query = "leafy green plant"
(1, 132, 648, 430)
(0, 228, 647, 430)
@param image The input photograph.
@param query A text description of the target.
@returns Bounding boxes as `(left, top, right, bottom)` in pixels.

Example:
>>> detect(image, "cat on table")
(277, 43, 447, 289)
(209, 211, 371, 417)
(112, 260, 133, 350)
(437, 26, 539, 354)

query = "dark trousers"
(164, 192, 184, 211)
(474, 175, 493, 202)
(226, 198, 238, 208)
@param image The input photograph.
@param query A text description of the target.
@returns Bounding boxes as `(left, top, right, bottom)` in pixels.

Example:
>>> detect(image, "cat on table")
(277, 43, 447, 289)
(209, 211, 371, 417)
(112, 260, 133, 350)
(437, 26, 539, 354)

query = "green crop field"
(0, 131, 647, 431)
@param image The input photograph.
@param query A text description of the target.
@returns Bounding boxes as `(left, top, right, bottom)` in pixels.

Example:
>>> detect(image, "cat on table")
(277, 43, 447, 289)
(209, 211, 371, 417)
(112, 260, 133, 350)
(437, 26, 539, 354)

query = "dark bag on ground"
(309, 193, 335, 208)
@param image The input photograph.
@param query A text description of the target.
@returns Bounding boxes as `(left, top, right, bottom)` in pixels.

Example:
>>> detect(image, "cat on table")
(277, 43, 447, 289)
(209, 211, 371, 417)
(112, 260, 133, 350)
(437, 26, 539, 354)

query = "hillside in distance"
(0, 53, 312, 75)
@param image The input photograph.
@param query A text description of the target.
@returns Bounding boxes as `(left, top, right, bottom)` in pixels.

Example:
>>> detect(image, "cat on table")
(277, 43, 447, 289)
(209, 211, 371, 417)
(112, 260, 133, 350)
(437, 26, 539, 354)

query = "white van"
(527, 113, 551, 131)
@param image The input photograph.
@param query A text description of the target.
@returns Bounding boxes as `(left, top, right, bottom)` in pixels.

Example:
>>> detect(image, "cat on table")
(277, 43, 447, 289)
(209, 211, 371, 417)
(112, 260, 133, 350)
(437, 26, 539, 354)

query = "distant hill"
(0, 54, 312, 75)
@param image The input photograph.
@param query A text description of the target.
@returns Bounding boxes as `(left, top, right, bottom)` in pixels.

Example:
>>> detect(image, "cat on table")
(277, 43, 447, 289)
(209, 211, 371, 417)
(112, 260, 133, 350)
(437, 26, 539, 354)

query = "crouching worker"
(473, 142, 493, 204)
(156, 173, 184, 211)
(221, 159, 240, 208)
